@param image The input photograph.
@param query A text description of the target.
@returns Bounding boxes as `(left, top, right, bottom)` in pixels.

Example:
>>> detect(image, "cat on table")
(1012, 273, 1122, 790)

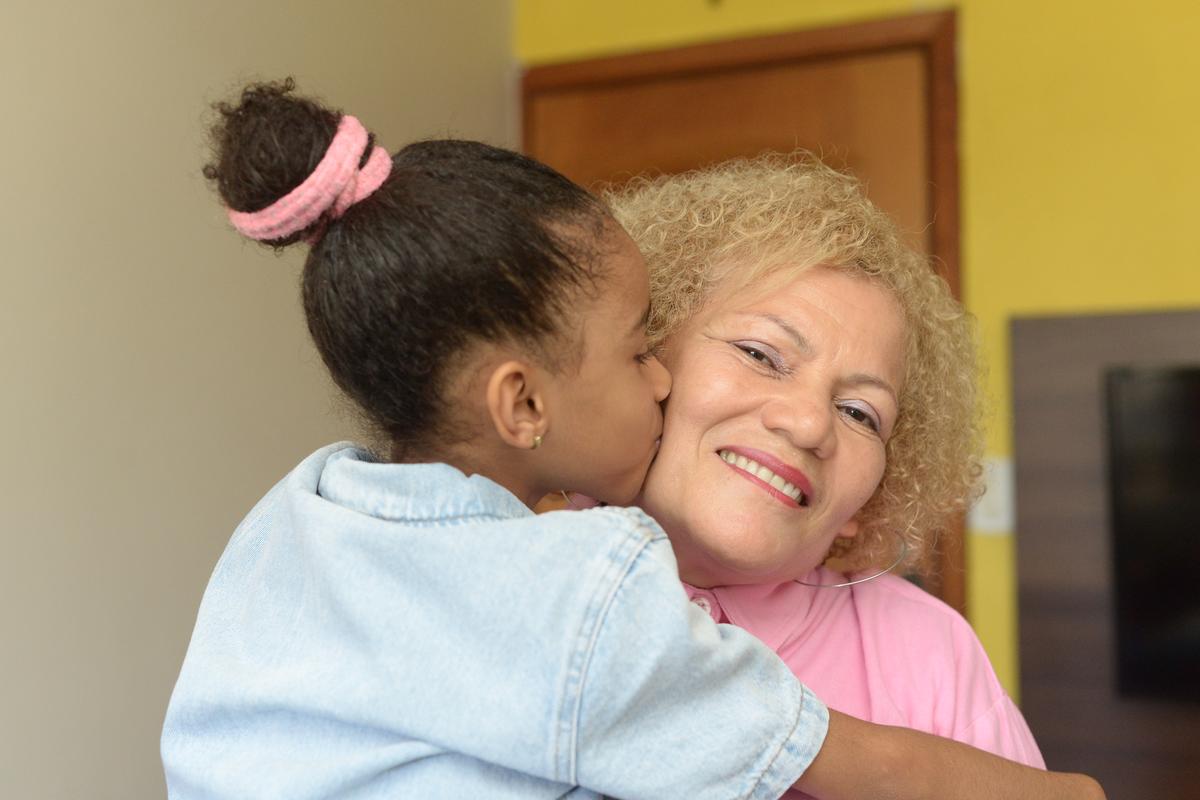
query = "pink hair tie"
(227, 115, 392, 242)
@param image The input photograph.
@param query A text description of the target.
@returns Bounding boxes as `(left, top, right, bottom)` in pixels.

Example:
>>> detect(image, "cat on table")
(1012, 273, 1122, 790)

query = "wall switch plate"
(968, 456, 1014, 535)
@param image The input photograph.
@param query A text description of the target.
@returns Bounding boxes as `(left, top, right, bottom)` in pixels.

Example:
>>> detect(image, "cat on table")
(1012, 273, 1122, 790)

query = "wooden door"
(522, 11, 964, 611)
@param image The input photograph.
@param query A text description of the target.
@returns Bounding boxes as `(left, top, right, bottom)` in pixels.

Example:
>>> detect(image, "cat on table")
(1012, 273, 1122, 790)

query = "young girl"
(161, 79, 1104, 800)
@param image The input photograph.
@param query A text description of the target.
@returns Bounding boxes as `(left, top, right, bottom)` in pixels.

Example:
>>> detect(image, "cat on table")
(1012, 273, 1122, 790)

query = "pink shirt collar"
(684, 568, 848, 651)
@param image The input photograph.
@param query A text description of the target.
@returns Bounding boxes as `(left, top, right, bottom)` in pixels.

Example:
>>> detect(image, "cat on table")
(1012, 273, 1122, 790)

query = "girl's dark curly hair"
(205, 79, 611, 457)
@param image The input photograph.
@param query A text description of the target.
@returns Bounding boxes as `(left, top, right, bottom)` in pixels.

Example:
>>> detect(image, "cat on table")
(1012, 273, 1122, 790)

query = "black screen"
(1106, 365, 1200, 702)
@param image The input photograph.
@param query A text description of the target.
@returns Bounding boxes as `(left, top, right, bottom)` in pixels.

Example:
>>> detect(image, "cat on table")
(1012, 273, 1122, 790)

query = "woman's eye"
(734, 341, 781, 370)
(837, 402, 881, 433)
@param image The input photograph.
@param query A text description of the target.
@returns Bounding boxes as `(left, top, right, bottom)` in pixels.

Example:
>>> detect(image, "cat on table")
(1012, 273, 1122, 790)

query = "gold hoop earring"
(531, 434, 543, 450)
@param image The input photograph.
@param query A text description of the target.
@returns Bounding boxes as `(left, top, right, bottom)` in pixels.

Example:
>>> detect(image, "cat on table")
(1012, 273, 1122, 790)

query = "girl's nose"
(648, 353, 672, 402)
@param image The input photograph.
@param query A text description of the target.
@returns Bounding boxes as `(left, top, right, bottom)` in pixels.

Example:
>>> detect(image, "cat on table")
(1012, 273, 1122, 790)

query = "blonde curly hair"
(607, 153, 983, 576)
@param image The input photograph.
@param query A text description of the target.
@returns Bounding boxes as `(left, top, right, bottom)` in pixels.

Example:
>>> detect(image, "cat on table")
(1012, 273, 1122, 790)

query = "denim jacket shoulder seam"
(219, 482, 284, 565)
(407, 512, 510, 524)
(345, 510, 515, 526)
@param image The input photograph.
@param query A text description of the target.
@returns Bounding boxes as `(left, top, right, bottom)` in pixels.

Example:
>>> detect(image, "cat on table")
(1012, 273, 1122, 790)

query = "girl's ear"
(484, 360, 549, 450)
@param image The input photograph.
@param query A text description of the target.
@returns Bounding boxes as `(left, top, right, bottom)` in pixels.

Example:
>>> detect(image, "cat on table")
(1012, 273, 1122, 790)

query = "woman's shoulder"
(850, 576, 1011, 712)
(849, 579, 1041, 765)
(851, 574, 982, 652)
(856, 573, 963, 615)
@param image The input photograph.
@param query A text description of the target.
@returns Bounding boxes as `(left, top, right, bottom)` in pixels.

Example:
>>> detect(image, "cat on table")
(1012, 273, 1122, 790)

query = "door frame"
(522, 10, 965, 613)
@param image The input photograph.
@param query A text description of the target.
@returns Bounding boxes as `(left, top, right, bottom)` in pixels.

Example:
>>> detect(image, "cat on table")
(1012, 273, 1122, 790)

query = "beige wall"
(0, 2, 512, 795)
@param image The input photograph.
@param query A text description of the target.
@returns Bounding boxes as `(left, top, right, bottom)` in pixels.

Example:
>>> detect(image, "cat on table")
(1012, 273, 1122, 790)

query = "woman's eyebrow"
(844, 373, 899, 406)
(759, 313, 813, 355)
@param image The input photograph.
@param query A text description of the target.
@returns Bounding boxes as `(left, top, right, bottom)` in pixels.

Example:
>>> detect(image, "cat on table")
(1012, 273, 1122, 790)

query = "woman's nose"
(648, 353, 672, 402)
(761, 394, 836, 457)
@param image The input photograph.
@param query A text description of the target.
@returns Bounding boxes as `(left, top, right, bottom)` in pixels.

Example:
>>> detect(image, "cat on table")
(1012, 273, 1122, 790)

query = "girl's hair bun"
(203, 77, 341, 246)
(203, 79, 613, 458)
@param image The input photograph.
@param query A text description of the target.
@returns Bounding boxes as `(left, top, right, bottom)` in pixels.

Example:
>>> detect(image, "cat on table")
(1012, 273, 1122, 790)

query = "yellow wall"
(516, 0, 1200, 695)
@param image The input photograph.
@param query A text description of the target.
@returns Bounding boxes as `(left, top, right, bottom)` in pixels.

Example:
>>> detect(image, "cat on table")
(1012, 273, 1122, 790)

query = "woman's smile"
(716, 447, 811, 507)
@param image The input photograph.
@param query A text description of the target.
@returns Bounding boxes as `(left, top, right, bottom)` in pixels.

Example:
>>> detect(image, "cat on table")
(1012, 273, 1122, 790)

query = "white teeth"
(717, 450, 806, 503)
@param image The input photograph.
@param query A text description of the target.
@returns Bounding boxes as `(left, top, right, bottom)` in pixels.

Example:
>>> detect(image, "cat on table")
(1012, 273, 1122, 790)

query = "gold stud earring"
(531, 434, 543, 450)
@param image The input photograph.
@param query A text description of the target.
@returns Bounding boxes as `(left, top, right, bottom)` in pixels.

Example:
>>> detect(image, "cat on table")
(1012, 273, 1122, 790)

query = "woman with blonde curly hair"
(608, 154, 1044, 780)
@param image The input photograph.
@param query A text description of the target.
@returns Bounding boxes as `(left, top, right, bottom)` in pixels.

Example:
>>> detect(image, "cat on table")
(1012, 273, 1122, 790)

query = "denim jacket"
(162, 443, 827, 799)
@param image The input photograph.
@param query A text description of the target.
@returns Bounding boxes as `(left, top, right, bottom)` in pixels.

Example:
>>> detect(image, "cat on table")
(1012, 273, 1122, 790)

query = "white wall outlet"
(968, 456, 1015, 535)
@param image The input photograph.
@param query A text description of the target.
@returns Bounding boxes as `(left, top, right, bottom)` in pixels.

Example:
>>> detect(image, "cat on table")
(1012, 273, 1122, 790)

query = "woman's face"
(638, 266, 907, 587)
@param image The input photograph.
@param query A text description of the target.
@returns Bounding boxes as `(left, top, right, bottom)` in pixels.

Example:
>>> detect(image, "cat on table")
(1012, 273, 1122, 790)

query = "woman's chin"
(679, 546, 797, 586)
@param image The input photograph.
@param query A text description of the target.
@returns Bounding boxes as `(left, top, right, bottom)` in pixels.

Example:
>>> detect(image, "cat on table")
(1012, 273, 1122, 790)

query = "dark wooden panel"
(1012, 310, 1200, 798)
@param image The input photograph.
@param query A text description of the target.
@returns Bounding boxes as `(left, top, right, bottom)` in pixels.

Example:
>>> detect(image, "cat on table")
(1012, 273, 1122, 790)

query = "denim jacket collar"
(315, 444, 533, 524)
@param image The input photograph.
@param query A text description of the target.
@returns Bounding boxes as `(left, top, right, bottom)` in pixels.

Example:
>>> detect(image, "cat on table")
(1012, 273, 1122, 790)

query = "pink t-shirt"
(685, 569, 1044, 799)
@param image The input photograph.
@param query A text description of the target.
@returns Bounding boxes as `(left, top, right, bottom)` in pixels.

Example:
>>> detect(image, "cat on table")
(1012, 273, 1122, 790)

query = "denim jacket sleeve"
(567, 508, 829, 800)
